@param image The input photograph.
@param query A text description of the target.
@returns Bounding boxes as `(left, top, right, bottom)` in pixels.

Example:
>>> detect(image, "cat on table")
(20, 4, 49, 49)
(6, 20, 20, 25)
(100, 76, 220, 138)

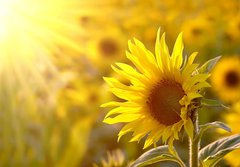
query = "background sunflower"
(211, 56, 240, 103)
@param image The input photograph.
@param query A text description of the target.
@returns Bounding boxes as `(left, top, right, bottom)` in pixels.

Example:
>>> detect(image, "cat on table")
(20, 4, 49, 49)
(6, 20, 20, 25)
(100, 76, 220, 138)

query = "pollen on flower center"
(225, 70, 240, 88)
(147, 80, 185, 126)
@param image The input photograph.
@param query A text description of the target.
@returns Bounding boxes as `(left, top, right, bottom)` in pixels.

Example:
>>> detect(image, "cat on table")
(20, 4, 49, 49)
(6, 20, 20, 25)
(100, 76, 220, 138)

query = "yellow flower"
(86, 26, 127, 72)
(57, 74, 112, 119)
(93, 149, 127, 167)
(211, 56, 240, 103)
(225, 149, 240, 167)
(102, 29, 210, 148)
(224, 15, 240, 43)
(224, 102, 240, 134)
(222, 102, 240, 166)
(181, 15, 215, 49)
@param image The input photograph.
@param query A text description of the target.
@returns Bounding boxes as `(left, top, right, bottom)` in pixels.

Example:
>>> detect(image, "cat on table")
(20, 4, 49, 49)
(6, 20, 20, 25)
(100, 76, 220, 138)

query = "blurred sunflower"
(103, 29, 210, 148)
(93, 149, 128, 167)
(86, 26, 127, 72)
(181, 15, 215, 49)
(223, 15, 240, 44)
(211, 56, 240, 103)
(221, 102, 240, 166)
(57, 76, 111, 118)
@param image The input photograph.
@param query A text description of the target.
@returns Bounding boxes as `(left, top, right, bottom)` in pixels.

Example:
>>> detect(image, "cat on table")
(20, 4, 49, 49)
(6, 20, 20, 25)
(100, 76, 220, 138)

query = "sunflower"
(86, 25, 127, 72)
(93, 149, 127, 167)
(223, 15, 240, 44)
(222, 102, 240, 166)
(211, 56, 240, 103)
(102, 29, 210, 148)
(181, 15, 215, 50)
(225, 149, 240, 167)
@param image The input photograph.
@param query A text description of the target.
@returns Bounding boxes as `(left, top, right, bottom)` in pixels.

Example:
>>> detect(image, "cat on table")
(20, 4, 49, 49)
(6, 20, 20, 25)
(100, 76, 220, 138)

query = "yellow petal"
(184, 118, 194, 139)
(130, 132, 146, 142)
(143, 133, 155, 149)
(183, 74, 209, 91)
(160, 33, 171, 73)
(171, 32, 184, 69)
(111, 64, 147, 87)
(155, 28, 162, 70)
(105, 106, 141, 118)
(101, 101, 138, 108)
(182, 64, 199, 80)
(162, 126, 172, 143)
(118, 123, 135, 141)
(190, 81, 211, 91)
(187, 92, 203, 101)
(126, 51, 149, 77)
(103, 113, 141, 124)
(186, 52, 198, 67)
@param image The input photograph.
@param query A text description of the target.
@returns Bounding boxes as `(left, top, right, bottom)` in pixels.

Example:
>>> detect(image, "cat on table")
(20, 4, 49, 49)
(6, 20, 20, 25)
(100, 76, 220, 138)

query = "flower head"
(211, 56, 240, 103)
(93, 149, 126, 167)
(222, 102, 240, 166)
(102, 28, 210, 148)
(86, 26, 127, 71)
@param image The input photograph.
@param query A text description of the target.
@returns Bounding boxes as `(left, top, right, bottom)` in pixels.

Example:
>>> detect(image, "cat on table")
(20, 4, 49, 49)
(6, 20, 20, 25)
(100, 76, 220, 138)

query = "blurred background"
(0, 0, 240, 166)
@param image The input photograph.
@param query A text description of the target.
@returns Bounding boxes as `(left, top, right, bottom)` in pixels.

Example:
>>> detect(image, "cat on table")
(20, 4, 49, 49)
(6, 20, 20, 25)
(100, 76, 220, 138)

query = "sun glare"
(0, 0, 86, 116)
(0, 0, 85, 80)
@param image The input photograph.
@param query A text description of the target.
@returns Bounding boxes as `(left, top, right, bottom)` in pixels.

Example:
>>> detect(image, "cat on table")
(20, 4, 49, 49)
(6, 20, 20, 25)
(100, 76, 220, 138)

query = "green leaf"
(199, 134, 240, 167)
(198, 121, 231, 141)
(201, 98, 229, 109)
(130, 145, 185, 167)
(198, 56, 221, 74)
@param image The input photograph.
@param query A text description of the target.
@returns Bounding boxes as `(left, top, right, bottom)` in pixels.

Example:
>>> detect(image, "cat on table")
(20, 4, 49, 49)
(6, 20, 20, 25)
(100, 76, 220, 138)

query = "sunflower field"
(1, 0, 240, 167)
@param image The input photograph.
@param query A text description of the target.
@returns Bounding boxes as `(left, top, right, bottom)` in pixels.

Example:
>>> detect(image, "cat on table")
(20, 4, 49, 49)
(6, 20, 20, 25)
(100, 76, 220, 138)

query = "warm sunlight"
(0, 1, 240, 166)
(0, 0, 85, 91)
(0, 0, 83, 62)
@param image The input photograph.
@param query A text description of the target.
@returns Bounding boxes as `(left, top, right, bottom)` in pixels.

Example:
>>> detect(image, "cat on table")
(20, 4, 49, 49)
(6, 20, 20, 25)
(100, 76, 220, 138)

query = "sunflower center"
(147, 80, 185, 126)
(192, 27, 203, 36)
(223, 33, 233, 42)
(225, 70, 240, 88)
(99, 38, 118, 56)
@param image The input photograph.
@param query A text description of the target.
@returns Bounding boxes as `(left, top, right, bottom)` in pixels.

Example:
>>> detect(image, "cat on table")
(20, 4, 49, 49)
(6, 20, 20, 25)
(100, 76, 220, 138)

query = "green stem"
(178, 159, 186, 167)
(189, 111, 199, 167)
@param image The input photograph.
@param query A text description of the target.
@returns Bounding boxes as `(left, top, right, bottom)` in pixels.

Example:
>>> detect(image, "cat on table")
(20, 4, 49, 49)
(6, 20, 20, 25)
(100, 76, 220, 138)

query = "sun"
(0, 0, 88, 93)
(0, 0, 84, 57)
(0, 0, 92, 119)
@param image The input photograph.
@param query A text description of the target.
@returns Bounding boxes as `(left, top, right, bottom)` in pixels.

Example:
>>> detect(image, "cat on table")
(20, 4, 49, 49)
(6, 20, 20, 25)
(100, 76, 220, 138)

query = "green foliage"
(201, 98, 229, 109)
(198, 56, 221, 74)
(198, 121, 231, 141)
(130, 145, 185, 167)
(199, 134, 240, 167)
